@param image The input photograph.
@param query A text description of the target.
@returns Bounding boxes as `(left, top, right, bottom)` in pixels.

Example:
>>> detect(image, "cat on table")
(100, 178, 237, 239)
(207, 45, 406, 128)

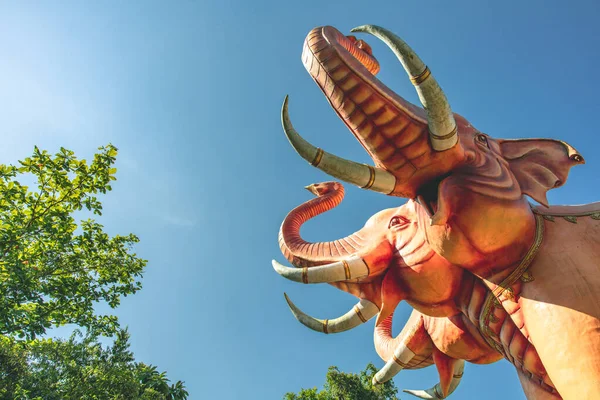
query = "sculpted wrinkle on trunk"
(279, 182, 368, 265)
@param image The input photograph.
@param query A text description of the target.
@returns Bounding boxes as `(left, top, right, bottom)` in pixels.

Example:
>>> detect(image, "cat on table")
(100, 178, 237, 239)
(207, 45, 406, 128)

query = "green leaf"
(285, 363, 399, 400)
(0, 145, 146, 339)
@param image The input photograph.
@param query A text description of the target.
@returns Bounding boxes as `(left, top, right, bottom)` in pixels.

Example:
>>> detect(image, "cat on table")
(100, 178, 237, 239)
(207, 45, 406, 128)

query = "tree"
(0, 336, 27, 398)
(284, 364, 399, 400)
(0, 144, 146, 340)
(0, 329, 188, 400)
(0, 145, 188, 398)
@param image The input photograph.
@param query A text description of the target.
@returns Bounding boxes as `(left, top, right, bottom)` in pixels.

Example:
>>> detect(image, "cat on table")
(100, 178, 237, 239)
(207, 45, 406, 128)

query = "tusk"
(350, 25, 458, 152)
(403, 359, 465, 399)
(372, 341, 416, 385)
(272, 256, 370, 284)
(281, 95, 396, 194)
(284, 293, 379, 334)
(402, 388, 442, 400)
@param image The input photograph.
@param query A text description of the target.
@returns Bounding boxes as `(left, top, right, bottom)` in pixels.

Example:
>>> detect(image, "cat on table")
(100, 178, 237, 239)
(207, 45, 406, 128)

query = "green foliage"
(0, 144, 146, 339)
(0, 145, 187, 398)
(284, 364, 399, 400)
(0, 329, 188, 400)
(0, 336, 27, 398)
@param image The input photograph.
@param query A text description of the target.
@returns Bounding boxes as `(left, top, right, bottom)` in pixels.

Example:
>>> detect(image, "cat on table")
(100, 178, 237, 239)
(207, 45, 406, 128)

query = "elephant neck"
(454, 256, 557, 393)
(451, 197, 539, 279)
(417, 191, 538, 276)
(477, 211, 544, 285)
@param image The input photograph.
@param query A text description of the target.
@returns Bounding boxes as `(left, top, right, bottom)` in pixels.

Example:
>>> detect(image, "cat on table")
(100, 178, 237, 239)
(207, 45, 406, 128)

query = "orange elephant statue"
(276, 182, 560, 398)
(272, 25, 600, 399)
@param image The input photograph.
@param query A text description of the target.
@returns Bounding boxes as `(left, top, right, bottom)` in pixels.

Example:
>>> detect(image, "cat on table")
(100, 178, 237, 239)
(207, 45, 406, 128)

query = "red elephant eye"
(389, 216, 409, 229)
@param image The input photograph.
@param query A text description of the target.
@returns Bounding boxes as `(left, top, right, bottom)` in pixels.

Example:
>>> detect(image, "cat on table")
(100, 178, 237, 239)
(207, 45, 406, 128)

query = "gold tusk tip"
(305, 184, 319, 195)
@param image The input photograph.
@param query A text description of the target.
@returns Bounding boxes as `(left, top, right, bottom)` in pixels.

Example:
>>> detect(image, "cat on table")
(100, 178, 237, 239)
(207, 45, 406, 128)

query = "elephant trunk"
(351, 25, 458, 151)
(373, 311, 433, 370)
(279, 181, 369, 266)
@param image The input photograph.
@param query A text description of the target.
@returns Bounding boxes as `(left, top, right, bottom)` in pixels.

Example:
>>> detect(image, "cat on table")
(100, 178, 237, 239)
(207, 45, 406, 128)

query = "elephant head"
(275, 181, 465, 324)
(275, 184, 503, 397)
(284, 25, 584, 273)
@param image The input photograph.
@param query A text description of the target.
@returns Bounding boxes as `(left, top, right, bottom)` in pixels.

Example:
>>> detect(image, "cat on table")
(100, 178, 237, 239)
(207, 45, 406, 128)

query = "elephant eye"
(389, 216, 409, 229)
(476, 134, 489, 148)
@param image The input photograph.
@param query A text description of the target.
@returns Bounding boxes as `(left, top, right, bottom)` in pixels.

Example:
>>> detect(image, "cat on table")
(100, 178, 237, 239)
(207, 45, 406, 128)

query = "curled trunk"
(278, 182, 370, 266)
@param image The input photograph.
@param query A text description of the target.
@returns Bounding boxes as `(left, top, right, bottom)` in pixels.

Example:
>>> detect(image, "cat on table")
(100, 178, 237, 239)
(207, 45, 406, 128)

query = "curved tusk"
(350, 25, 458, 152)
(372, 341, 416, 385)
(281, 96, 396, 194)
(284, 293, 379, 334)
(272, 256, 370, 284)
(403, 360, 465, 399)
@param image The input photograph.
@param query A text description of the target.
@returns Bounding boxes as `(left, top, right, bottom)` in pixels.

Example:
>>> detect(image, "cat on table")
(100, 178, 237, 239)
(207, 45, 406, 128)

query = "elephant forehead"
(365, 206, 407, 228)
(454, 112, 475, 131)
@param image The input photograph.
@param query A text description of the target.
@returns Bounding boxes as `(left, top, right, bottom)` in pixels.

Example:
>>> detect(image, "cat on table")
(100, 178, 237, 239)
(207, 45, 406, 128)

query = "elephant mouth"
(415, 175, 447, 218)
(301, 26, 429, 182)
(297, 25, 466, 199)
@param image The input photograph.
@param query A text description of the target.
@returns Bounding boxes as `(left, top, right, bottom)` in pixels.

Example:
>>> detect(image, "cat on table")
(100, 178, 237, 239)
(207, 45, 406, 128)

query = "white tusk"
(350, 25, 458, 152)
(272, 255, 370, 284)
(403, 359, 465, 399)
(282, 95, 396, 194)
(372, 342, 416, 385)
(284, 294, 379, 333)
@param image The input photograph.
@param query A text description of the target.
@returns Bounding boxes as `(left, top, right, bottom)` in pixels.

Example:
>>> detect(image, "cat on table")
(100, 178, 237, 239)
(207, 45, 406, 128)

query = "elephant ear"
(499, 139, 584, 207)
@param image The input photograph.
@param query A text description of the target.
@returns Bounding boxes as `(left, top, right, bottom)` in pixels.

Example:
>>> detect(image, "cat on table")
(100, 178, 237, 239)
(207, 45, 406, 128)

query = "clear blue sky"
(1, 1, 599, 398)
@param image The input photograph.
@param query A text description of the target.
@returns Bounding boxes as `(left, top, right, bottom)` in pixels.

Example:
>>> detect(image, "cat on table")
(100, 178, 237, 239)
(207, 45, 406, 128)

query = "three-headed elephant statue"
(272, 24, 600, 400)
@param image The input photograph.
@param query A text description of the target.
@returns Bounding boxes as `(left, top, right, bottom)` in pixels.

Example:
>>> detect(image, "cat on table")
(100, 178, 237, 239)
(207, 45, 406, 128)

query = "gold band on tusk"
(342, 260, 351, 280)
(362, 259, 370, 276)
(392, 354, 408, 368)
(410, 66, 431, 85)
(361, 165, 376, 189)
(430, 125, 458, 141)
(354, 305, 367, 323)
(301, 267, 308, 284)
(310, 148, 324, 166)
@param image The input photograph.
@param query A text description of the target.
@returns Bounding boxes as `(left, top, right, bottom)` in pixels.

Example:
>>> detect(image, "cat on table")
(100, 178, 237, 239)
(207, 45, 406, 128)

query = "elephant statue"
(273, 25, 600, 399)
(275, 182, 559, 398)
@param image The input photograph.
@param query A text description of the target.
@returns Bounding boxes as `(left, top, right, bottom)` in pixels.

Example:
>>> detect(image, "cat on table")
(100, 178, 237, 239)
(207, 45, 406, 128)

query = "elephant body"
(517, 206, 600, 398)
(273, 24, 600, 399)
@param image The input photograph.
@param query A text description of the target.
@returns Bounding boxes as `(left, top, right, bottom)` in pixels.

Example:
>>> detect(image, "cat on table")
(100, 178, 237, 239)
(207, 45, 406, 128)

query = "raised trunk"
(278, 182, 369, 266)
(303, 26, 465, 198)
